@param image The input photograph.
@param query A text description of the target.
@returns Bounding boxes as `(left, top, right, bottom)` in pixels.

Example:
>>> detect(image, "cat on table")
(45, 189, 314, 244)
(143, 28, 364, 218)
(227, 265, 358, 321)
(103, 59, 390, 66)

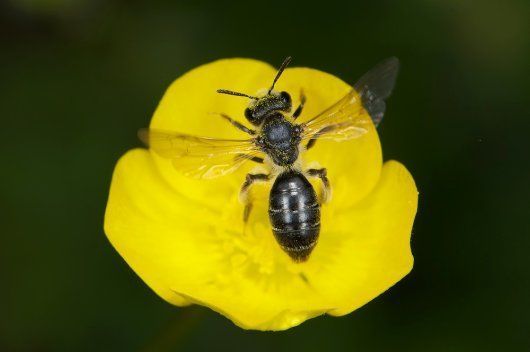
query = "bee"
(139, 57, 399, 262)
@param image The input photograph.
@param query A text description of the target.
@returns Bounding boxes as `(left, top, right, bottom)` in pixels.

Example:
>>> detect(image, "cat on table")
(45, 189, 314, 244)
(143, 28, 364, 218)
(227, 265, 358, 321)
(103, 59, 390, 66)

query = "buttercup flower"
(104, 58, 418, 330)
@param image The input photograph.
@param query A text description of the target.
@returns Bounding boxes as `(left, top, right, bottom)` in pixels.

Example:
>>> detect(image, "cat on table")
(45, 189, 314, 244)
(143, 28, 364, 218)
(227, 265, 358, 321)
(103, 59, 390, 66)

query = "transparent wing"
(300, 57, 400, 142)
(353, 57, 399, 126)
(300, 89, 372, 142)
(138, 128, 261, 179)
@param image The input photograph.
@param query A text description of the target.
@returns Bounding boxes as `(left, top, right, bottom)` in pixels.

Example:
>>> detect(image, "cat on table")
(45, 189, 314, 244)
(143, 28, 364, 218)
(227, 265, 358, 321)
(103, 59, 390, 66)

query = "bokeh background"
(1, 0, 529, 350)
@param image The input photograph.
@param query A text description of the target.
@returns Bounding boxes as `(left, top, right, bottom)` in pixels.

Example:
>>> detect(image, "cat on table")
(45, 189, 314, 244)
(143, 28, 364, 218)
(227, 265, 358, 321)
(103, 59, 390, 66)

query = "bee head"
(216, 56, 292, 126)
(243, 91, 292, 125)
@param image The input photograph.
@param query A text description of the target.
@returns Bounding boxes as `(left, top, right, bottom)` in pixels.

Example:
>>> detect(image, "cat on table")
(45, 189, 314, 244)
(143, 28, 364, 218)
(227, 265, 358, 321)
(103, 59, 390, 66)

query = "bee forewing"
(300, 90, 371, 142)
(137, 128, 261, 179)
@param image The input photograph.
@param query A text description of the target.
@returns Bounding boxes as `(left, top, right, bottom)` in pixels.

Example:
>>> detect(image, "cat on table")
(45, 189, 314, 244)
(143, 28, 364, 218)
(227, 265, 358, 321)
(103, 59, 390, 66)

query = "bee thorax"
(259, 113, 301, 166)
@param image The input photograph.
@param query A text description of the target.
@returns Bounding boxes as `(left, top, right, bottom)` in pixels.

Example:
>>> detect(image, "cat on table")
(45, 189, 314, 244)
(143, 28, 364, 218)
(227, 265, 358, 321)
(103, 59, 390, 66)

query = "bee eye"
(244, 108, 253, 120)
(245, 107, 261, 125)
(280, 91, 291, 105)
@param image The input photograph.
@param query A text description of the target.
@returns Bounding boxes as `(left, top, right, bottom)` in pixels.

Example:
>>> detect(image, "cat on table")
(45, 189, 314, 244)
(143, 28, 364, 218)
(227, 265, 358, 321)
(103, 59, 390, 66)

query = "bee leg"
(306, 138, 317, 150)
(292, 89, 306, 120)
(217, 113, 256, 135)
(243, 203, 253, 223)
(307, 168, 331, 203)
(239, 173, 270, 223)
(306, 124, 344, 150)
(235, 154, 264, 164)
(306, 125, 336, 150)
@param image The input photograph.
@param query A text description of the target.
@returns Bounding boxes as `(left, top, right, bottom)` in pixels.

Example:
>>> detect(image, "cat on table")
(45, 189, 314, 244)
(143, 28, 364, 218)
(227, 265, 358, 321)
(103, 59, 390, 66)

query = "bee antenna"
(268, 56, 292, 94)
(216, 89, 258, 100)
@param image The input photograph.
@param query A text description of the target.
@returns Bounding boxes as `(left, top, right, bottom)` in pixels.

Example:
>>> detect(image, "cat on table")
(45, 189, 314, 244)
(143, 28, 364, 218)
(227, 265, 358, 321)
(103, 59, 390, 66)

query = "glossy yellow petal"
(299, 160, 417, 317)
(104, 58, 418, 331)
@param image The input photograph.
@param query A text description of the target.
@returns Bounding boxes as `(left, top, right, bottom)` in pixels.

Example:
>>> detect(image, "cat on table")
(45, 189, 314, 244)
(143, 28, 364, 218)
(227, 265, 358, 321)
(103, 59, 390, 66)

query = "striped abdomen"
(268, 170, 320, 262)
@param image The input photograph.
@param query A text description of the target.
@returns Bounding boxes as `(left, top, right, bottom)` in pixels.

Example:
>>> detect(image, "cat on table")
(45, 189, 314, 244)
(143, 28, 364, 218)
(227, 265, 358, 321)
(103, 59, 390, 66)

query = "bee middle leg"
(292, 89, 306, 120)
(305, 125, 338, 150)
(307, 168, 331, 203)
(240, 173, 270, 223)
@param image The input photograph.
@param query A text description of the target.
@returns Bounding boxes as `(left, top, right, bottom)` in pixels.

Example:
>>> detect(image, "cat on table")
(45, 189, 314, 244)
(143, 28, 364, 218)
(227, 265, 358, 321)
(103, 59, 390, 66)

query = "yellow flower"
(104, 58, 418, 331)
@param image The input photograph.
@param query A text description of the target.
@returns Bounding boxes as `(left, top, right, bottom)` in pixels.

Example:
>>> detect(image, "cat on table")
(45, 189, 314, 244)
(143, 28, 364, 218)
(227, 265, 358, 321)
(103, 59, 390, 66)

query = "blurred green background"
(1, 0, 529, 351)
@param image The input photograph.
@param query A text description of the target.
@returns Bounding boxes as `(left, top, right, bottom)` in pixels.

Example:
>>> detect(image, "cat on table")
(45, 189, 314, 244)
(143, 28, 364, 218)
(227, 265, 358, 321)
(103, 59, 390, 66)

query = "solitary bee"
(139, 57, 399, 262)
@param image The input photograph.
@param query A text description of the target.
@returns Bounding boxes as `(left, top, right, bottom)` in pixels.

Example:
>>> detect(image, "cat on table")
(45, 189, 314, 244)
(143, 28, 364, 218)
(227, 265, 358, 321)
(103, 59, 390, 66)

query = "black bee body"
(217, 57, 324, 262)
(248, 86, 319, 262)
(250, 95, 318, 261)
(253, 104, 318, 262)
(257, 112, 301, 166)
(269, 170, 320, 262)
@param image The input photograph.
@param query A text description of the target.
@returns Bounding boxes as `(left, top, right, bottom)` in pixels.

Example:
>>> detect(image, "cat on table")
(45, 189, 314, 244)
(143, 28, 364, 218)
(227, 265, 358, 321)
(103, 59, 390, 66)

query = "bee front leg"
(292, 89, 306, 120)
(216, 113, 256, 135)
(239, 173, 270, 223)
(307, 168, 331, 204)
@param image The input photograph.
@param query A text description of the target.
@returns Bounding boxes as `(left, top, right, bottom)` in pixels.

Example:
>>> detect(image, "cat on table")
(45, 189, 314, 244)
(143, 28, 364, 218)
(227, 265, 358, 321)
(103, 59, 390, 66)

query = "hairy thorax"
(258, 112, 301, 167)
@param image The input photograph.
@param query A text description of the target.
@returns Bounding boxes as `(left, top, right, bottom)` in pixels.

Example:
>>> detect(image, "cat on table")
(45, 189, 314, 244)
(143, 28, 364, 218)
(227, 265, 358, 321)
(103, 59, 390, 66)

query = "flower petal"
(104, 58, 417, 331)
(105, 149, 417, 330)
(300, 160, 417, 317)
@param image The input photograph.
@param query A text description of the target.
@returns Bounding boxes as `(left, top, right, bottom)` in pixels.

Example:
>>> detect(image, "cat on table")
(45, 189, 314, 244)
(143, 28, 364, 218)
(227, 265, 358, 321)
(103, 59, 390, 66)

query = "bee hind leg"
(307, 168, 331, 203)
(243, 203, 253, 223)
(239, 173, 270, 224)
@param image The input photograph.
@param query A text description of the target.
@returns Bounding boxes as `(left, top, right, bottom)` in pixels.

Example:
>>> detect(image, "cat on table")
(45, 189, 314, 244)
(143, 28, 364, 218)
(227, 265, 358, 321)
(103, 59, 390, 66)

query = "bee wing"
(138, 128, 261, 179)
(353, 57, 399, 126)
(301, 57, 399, 142)
(300, 89, 372, 142)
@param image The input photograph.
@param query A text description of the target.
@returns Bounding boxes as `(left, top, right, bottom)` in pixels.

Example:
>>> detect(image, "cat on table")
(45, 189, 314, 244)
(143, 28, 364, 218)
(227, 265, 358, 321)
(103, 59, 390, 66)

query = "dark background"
(1, 0, 529, 351)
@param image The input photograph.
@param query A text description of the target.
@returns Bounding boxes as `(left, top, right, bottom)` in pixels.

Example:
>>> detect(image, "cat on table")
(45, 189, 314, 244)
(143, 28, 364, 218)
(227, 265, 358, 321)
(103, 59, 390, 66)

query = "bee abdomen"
(269, 171, 321, 262)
